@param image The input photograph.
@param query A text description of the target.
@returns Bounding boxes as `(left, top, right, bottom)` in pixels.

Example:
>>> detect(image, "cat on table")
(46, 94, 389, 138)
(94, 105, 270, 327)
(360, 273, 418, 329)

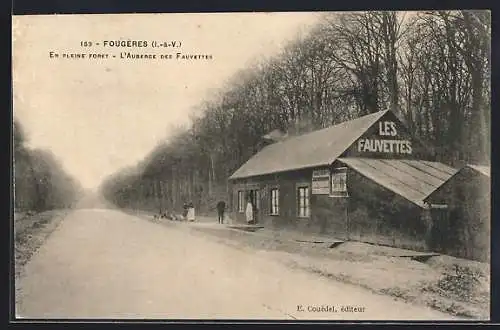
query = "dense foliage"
(13, 119, 84, 212)
(100, 11, 490, 214)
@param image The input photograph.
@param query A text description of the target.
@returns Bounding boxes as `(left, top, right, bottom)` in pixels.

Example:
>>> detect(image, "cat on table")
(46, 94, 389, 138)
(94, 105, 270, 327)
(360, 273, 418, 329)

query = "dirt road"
(15, 208, 462, 320)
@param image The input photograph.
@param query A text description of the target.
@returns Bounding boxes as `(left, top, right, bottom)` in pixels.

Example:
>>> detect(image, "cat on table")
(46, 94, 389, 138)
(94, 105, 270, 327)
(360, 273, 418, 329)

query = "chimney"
(262, 128, 288, 144)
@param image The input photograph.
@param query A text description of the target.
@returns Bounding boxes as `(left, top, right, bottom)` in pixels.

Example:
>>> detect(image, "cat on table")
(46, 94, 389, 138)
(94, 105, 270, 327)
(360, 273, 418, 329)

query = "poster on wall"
(331, 167, 348, 197)
(312, 168, 330, 194)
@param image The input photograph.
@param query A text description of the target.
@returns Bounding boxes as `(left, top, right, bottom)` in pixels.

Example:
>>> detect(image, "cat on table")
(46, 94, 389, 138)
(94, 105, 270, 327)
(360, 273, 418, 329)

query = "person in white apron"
(187, 202, 195, 222)
(245, 200, 254, 224)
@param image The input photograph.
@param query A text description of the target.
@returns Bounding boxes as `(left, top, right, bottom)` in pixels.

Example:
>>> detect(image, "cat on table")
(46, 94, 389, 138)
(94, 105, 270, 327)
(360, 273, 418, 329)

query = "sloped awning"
(338, 158, 458, 207)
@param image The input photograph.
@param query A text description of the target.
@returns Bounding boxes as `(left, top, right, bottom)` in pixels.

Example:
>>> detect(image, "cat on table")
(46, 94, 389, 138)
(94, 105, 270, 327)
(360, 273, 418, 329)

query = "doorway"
(247, 189, 261, 224)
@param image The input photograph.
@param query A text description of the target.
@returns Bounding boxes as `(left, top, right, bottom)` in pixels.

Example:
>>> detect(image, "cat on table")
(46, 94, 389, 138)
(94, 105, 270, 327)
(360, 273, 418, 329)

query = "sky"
(12, 12, 322, 190)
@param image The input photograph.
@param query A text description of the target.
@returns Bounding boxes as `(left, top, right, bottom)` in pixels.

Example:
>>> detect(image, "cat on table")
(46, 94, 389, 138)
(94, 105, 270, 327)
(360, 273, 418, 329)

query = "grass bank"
(14, 209, 70, 279)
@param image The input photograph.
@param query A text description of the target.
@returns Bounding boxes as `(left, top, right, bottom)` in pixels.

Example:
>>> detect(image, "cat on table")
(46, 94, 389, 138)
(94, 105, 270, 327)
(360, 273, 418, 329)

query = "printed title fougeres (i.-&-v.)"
(97, 40, 184, 48)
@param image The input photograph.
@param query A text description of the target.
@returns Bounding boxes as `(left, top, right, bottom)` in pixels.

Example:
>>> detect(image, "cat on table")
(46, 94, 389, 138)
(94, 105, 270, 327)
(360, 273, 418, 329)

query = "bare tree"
(100, 11, 491, 214)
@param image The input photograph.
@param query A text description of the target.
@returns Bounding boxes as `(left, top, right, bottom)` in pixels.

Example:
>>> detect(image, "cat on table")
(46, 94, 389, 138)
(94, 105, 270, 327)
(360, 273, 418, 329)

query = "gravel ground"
(130, 211, 489, 320)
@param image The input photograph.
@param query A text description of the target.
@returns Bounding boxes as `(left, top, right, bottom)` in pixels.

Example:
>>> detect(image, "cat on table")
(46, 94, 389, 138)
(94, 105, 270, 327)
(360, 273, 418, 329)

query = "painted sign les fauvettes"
(357, 121, 412, 154)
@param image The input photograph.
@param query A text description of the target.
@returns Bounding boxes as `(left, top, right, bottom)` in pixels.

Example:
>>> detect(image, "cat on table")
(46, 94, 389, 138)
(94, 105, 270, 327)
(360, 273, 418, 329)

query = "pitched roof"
(467, 164, 490, 177)
(229, 110, 389, 180)
(338, 158, 458, 207)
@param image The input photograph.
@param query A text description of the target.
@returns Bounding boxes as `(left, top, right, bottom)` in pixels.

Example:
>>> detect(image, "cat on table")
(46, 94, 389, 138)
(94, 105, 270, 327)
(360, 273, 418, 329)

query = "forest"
(99, 11, 491, 215)
(13, 119, 84, 212)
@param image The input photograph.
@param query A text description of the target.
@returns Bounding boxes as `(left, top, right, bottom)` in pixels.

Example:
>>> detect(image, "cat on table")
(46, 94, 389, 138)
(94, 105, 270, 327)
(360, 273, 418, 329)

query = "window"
(331, 168, 348, 197)
(251, 189, 260, 210)
(270, 188, 279, 215)
(297, 186, 310, 218)
(238, 191, 244, 212)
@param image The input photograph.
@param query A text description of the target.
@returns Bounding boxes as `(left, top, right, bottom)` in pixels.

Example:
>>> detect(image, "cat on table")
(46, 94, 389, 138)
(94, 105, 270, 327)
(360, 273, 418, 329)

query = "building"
(228, 109, 460, 252)
(424, 164, 491, 262)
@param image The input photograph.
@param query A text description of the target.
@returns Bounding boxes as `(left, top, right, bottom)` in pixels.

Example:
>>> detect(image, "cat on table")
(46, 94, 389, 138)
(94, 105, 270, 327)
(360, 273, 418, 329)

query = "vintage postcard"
(12, 11, 491, 321)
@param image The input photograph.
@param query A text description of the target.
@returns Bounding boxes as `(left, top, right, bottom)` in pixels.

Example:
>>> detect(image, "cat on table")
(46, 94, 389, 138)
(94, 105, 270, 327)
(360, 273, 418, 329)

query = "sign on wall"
(331, 167, 347, 197)
(357, 121, 413, 155)
(312, 168, 330, 195)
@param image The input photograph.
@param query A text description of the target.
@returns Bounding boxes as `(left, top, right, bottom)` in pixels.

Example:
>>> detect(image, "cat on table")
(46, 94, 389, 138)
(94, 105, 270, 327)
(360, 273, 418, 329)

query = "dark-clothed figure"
(216, 201, 226, 224)
(182, 202, 189, 220)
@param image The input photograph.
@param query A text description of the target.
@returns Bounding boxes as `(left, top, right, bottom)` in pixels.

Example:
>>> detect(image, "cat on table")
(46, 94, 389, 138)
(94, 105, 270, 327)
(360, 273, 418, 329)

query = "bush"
(439, 264, 482, 299)
(423, 263, 483, 302)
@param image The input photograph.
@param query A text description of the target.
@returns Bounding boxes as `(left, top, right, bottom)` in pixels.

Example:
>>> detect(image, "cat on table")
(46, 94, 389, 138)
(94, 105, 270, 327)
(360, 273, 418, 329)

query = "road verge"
(189, 223, 490, 320)
(130, 209, 490, 320)
(14, 209, 70, 280)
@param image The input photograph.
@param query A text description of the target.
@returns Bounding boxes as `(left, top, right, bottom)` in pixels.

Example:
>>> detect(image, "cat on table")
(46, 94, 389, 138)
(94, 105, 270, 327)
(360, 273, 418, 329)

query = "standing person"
(182, 202, 189, 221)
(187, 201, 196, 222)
(216, 200, 226, 224)
(245, 198, 254, 225)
